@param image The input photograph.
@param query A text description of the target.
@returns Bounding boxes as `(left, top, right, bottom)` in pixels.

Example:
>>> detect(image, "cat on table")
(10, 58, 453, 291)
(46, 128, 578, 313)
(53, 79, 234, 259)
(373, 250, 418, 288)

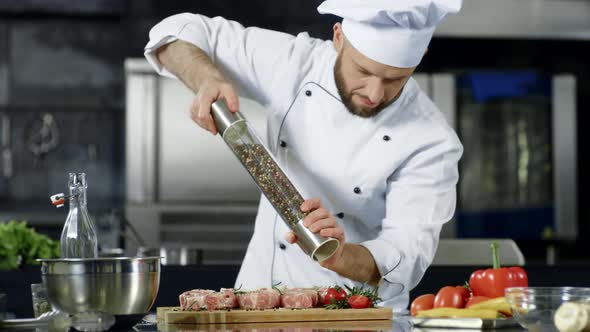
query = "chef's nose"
(366, 77, 385, 104)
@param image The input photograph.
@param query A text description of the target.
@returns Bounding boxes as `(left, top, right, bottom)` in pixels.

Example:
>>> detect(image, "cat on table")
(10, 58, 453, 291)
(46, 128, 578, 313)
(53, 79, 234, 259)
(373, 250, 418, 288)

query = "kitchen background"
(0, 0, 588, 266)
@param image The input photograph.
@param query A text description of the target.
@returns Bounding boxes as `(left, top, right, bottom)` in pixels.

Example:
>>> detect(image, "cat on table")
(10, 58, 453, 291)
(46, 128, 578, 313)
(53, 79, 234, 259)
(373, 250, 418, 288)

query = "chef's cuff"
(361, 239, 405, 300)
(144, 36, 179, 79)
(143, 13, 213, 79)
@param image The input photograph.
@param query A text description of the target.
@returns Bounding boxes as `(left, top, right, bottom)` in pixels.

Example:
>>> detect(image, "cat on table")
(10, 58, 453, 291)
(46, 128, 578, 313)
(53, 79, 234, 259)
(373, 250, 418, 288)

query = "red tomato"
(410, 294, 435, 316)
(456, 286, 470, 304)
(322, 287, 347, 305)
(434, 286, 466, 308)
(348, 295, 372, 309)
(465, 296, 490, 308)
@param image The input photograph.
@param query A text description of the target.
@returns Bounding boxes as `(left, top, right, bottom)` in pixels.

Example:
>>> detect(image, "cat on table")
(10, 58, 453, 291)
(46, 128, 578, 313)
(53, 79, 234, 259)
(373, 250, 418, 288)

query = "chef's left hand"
(285, 198, 345, 270)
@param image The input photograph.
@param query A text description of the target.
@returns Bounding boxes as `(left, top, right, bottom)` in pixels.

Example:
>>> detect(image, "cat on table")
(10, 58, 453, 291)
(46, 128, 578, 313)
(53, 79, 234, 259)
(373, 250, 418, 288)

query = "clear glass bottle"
(60, 172, 98, 258)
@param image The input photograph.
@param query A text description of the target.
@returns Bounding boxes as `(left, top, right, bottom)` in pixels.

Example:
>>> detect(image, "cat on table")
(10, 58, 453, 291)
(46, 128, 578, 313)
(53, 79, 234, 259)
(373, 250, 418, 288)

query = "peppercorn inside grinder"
(211, 99, 339, 262)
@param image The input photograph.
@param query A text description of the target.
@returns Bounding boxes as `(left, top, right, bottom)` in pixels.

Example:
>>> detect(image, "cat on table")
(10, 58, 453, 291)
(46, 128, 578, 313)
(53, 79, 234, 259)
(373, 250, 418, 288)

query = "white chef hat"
(317, 0, 462, 68)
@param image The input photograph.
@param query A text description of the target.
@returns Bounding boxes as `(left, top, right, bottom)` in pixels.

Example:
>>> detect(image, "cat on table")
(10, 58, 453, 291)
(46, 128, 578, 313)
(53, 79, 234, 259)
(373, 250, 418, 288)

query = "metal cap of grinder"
(292, 220, 340, 262)
(210, 98, 340, 263)
(211, 98, 245, 137)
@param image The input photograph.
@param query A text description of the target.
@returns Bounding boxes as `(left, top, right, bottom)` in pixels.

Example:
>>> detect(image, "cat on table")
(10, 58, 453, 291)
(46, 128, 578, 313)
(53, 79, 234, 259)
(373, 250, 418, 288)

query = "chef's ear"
(332, 23, 345, 53)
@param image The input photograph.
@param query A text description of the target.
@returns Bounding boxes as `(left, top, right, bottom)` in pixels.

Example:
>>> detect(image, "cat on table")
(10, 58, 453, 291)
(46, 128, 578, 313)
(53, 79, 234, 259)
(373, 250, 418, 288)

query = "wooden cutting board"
(158, 319, 394, 331)
(157, 306, 393, 324)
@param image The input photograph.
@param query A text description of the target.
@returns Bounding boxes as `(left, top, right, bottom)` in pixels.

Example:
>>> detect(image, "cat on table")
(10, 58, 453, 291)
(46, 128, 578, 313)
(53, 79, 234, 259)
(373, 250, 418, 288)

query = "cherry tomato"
(410, 294, 435, 316)
(322, 287, 347, 305)
(465, 296, 490, 308)
(348, 295, 372, 309)
(434, 286, 466, 308)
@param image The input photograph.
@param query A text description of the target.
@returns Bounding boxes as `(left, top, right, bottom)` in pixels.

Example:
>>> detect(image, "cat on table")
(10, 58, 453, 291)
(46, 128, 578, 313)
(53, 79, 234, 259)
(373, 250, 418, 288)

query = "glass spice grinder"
(211, 98, 339, 262)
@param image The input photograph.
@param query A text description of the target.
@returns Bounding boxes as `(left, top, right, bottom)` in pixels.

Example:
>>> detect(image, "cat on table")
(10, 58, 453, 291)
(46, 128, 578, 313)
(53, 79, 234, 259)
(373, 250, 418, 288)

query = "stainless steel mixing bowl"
(38, 257, 160, 318)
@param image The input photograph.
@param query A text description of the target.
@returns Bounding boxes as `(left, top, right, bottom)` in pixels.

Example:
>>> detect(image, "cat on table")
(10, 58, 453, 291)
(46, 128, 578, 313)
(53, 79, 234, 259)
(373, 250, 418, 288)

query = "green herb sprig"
(324, 285, 382, 309)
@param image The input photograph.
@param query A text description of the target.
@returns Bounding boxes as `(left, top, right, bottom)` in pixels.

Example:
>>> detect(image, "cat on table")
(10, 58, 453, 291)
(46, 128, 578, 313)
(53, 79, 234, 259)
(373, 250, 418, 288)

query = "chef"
(144, 0, 463, 311)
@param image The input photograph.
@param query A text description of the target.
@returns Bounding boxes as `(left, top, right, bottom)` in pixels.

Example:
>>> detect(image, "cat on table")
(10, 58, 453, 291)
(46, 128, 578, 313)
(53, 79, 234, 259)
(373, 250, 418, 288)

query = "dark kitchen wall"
(0, 1, 131, 219)
(0, 0, 587, 260)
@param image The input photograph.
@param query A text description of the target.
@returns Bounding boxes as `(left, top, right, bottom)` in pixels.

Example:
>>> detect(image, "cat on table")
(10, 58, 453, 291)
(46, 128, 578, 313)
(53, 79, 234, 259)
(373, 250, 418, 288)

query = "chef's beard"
(334, 53, 389, 118)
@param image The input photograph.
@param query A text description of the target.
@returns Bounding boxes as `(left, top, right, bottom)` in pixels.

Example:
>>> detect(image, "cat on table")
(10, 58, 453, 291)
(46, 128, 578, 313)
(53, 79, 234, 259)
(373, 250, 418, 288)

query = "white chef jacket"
(145, 13, 463, 311)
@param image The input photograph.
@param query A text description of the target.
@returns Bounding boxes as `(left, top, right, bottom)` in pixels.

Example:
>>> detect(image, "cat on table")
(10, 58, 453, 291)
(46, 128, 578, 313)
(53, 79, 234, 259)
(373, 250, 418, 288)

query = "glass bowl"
(505, 287, 590, 331)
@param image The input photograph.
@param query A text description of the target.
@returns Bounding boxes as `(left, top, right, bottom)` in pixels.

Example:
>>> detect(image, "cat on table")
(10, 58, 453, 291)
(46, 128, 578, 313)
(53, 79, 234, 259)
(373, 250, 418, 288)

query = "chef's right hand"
(190, 75, 239, 135)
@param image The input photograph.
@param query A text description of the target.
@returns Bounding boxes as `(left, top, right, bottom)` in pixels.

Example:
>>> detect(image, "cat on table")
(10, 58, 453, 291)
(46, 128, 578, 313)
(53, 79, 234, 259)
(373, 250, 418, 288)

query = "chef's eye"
(385, 77, 403, 83)
(358, 68, 371, 76)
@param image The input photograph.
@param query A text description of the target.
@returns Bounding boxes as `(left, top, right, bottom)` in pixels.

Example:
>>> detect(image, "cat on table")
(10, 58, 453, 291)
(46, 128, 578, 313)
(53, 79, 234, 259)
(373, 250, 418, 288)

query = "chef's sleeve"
(144, 13, 295, 105)
(360, 130, 463, 301)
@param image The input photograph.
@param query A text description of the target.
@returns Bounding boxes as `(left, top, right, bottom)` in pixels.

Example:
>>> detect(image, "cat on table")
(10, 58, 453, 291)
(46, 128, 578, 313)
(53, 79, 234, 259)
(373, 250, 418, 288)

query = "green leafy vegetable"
(0, 220, 60, 270)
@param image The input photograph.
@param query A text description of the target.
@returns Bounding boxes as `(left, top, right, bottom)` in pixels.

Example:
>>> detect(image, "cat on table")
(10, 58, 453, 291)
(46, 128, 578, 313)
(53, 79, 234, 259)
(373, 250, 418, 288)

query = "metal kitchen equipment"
(37, 256, 161, 329)
(428, 72, 577, 241)
(0, 310, 115, 331)
(125, 60, 265, 264)
(412, 316, 519, 329)
(52, 172, 98, 258)
(211, 99, 339, 262)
